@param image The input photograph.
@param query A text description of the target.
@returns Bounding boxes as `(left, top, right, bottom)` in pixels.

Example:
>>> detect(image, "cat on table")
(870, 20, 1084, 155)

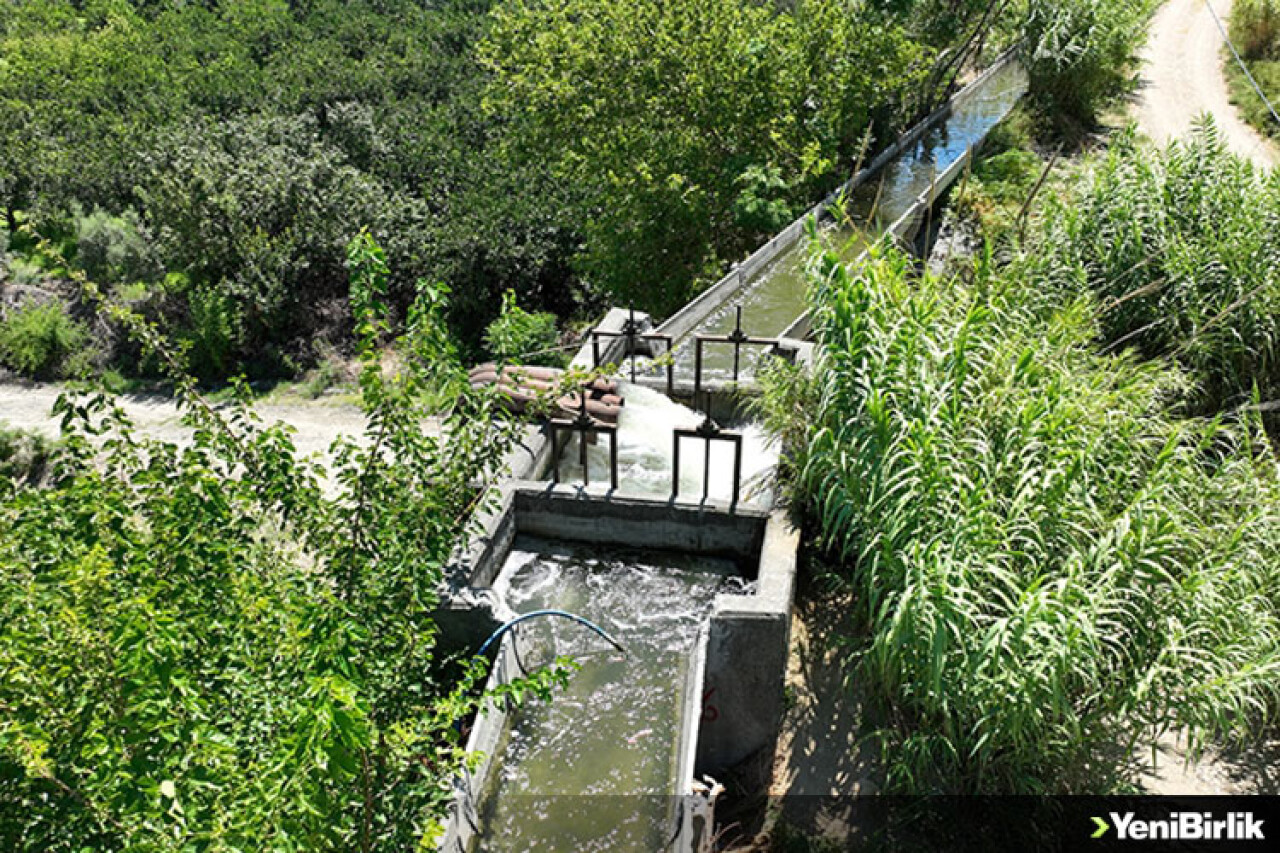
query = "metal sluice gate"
(551, 390, 744, 504)
(692, 305, 778, 400)
(556, 304, 788, 503)
(672, 394, 743, 506)
(589, 307, 674, 394)
(550, 390, 619, 490)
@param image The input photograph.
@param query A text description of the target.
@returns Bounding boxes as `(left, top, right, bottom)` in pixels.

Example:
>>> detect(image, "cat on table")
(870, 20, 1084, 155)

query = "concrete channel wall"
(513, 486, 769, 560)
(437, 483, 799, 852)
(438, 623, 535, 853)
(653, 48, 1021, 350)
(697, 511, 801, 773)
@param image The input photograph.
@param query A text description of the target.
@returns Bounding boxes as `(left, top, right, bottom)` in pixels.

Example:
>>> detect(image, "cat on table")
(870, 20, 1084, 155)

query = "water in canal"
(661, 60, 1029, 385)
(551, 382, 778, 504)
(476, 538, 750, 852)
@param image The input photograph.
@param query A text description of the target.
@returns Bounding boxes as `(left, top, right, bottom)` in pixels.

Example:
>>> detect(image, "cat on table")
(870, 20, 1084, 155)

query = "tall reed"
(759, 236, 1280, 792)
(1030, 121, 1280, 422)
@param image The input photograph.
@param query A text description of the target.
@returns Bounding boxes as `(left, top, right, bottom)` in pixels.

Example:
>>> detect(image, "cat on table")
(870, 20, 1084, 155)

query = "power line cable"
(1205, 0, 1280, 130)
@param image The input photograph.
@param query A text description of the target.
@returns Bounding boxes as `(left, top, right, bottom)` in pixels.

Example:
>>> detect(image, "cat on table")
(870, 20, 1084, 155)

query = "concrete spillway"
(438, 488, 797, 853)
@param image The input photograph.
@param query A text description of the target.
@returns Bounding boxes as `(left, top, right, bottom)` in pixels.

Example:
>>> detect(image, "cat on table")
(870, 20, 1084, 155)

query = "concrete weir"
(436, 479, 799, 853)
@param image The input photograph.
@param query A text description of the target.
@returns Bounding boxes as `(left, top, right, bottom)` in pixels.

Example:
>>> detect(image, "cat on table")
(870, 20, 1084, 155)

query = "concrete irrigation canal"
(436, 56, 1027, 853)
(636, 56, 1027, 396)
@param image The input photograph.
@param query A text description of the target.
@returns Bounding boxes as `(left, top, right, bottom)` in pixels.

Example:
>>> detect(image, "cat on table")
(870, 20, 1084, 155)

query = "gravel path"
(1133, 0, 1278, 168)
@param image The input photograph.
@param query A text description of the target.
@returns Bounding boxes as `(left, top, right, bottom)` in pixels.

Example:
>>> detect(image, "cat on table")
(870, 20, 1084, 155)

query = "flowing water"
(477, 538, 751, 852)
(657, 60, 1029, 385)
(552, 383, 777, 504)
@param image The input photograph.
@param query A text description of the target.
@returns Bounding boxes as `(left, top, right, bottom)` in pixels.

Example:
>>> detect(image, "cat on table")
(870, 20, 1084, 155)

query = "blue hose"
(477, 609, 626, 658)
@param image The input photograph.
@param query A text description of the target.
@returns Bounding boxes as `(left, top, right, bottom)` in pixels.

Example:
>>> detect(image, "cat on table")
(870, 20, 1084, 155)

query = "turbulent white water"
(553, 383, 777, 504)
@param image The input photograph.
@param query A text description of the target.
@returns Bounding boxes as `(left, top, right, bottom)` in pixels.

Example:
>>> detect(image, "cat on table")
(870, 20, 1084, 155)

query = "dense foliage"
(1234, 0, 1280, 59)
(1, 0, 1026, 383)
(1019, 0, 1157, 126)
(759, 135, 1280, 792)
(1033, 123, 1280, 421)
(480, 0, 932, 314)
(1229, 0, 1280, 140)
(0, 235, 566, 849)
(0, 0, 579, 377)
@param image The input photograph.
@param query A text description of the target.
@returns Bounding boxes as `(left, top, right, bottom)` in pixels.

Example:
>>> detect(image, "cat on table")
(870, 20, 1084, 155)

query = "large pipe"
(469, 364, 625, 425)
(555, 395, 620, 424)
(470, 384, 620, 424)
(470, 363, 621, 394)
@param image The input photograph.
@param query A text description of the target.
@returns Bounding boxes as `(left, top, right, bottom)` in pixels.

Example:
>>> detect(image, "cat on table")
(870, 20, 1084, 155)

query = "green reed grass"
(1030, 120, 1280, 421)
(758, 234, 1280, 792)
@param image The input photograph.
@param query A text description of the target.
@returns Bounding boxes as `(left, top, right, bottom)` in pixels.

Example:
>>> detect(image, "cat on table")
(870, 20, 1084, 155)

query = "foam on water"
(553, 383, 778, 504)
(478, 538, 751, 852)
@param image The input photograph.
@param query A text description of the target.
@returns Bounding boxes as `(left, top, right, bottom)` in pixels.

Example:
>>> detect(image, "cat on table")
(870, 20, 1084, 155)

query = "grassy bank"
(1227, 0, 1280, 140)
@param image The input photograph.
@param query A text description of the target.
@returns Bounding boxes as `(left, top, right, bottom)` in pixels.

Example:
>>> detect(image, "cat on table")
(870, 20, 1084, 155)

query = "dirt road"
(0, 381, 371, 464)
(1133, 0, 1278, 167)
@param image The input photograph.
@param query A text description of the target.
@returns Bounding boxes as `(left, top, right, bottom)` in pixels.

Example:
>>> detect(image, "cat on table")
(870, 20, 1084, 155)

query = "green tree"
(480, 0, 925, 315)
(0, 234, 567, 850)
(136, 113, 429, 376)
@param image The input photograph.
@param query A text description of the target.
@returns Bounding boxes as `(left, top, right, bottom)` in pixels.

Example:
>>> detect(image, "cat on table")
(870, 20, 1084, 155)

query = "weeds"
(0, 301, 93, 380)
(1031, 121, 1280, 421)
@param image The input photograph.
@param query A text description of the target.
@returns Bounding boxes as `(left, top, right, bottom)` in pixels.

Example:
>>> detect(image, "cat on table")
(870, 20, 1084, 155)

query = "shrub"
(5, 256, 47, 287)
(0, 301, 90, 379)
(1020, 0, 1156, 125)
(952, 147, 1043, 242)
(177, 286, 240, 384)
(483, 290, 565, 367)
(1232, 0, 1280, 60)
(73, 206, 160, 285)
(0, 426, 54, 486)
(299, 358, 341, 399)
